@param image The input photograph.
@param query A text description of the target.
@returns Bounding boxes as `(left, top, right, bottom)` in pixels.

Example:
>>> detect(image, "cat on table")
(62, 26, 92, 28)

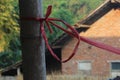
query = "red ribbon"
(22, 5, 120, 63)
(80, 36, 120, 55)
(22, 5, 80, 63)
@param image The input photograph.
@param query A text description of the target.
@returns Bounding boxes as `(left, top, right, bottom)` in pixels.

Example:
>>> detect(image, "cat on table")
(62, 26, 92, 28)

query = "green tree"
(43, 0, 104, 43)
(0, 0, 21, 68)
(45, 8, 74, 43)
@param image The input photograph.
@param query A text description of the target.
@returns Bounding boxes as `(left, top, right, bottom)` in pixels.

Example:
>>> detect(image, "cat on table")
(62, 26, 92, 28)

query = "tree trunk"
(19, 0, 46, 80)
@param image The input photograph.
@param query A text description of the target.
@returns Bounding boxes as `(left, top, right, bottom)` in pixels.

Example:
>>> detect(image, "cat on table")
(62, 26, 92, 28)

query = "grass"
(0, 75, 109, 80)
(47, 74, 109, 80)
(15, 73, 109, 80)
(0, 71, 109, 80)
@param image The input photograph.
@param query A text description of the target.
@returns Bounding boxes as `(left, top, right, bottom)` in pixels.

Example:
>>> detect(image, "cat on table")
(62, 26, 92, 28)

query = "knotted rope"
(22, 5, 120, 63)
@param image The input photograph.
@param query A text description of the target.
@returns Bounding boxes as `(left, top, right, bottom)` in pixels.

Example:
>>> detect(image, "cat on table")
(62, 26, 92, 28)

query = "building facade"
(59, 0, 120, 77)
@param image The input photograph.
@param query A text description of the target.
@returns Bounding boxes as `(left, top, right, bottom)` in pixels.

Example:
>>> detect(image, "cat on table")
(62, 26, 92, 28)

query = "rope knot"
(21, 5, 120, 63)
(21, 5, 80, 63)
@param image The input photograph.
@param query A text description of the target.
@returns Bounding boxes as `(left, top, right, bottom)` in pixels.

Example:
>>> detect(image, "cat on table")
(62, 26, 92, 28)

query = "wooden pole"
(19, 0, 46, 80)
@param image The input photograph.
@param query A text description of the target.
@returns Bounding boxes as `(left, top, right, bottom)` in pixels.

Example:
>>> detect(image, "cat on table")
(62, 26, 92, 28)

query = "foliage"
(0, 0, 20, 68)
(45, 8, 74, 43)
(43, 0, 104, 23)
(0, 50, 21, 68)
(43, 0, 104, 43)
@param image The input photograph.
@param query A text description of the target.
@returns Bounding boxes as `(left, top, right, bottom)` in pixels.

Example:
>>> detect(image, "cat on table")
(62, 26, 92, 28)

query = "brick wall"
(61, 9, 120, 76)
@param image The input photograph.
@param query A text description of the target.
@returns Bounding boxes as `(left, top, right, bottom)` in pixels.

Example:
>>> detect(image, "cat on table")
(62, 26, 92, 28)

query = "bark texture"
(19, 0, 46, 80)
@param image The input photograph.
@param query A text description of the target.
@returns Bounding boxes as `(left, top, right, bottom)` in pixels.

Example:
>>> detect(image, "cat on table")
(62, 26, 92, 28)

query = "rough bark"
(19, 0, 46, 80)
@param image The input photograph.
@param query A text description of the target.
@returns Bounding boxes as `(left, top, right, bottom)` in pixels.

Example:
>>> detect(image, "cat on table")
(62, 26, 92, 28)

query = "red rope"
(80, 36, 120, 55)
(22, 5, 80, 63)
(21, 5, 120, 63)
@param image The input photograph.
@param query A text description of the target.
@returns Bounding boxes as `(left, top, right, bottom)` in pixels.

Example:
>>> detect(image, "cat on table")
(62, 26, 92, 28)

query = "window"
(111, 62, 120, 77)
(78, 61, 92, 75)
(112, 62, 120, 70)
